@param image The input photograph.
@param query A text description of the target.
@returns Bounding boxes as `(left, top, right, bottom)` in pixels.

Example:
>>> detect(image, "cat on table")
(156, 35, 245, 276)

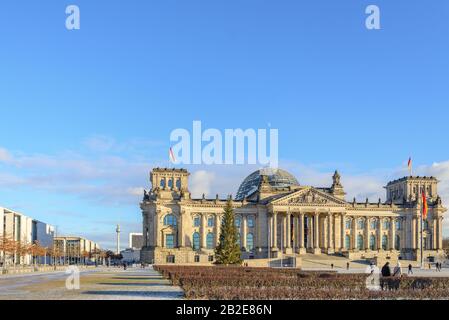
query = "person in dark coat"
(381, 262, 391, 277)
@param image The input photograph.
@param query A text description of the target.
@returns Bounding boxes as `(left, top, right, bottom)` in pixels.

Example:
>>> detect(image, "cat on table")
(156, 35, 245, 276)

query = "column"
(286, 213, 292, 250)
(273, 212, 278, 249)
(327, 213, 334, 253)
(377, 217, 382, 250)
(340, 214, 345, 251)
(299, 213, 305, 254)
(154, 211, 160, 247)
(269, 213, 273, 248)
(364, 217, 369, 250)
(411, 217, 417, 250)
(292, 215, 298, 250)
(352, 217, 357, 250)
(201, 214, 207, 249)
(242, 215, 248, 251)
(215, 214, 220, 247)
(323, 215, 328, 250)
(390, 218, 395, 250)
(313, 212, 320, 254)
(178, 211, 184, 247)
(432, 217, 437, 250)
(438, 217, 443, 250)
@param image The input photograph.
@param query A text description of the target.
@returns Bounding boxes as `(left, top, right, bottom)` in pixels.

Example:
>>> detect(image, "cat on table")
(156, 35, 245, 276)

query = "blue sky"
(0, 1, 448, 248)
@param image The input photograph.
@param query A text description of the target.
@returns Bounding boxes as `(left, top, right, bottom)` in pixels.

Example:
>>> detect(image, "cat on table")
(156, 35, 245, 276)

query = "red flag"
(169, 147, 176, 163)
(422, 191, 428, 219)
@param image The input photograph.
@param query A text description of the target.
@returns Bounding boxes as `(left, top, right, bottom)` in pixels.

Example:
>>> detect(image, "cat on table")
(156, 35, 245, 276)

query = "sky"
(0, 1, 448, 249)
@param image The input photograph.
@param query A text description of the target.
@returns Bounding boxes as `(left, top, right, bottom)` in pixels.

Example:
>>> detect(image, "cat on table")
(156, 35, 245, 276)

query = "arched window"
(345, 219, 352, 230)
(207, 216, 215, 227)
(235, 217, 241, 229)
(395, 220, 401, 230)
(164, 214, 177, 227)
(160, 179, 166, 188)
(345, 235, 351, 250)
(247, 217, 255, 228)
(395, 235, 401, 250)
(246, 233, 254, 251)
(206, 233, 214, 249)
(382, 235, 388, 250)
(193, 216, 201, 227)
(358, 219, 365, 230)
(192, 232, 200, 251)
(383, 220, 390, 230)
(357, 235, 364, 250)
(370, 235, 376, 250)
(423, 220, 429, 230)
(370, 220, 377, 230)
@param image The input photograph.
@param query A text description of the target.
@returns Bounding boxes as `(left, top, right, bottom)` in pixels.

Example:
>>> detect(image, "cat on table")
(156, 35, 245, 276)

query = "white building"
(121, 233, 143, 264)
(1, 207, 55, 266)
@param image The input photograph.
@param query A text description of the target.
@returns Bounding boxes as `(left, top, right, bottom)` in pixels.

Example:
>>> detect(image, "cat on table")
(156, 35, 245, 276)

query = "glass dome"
(235, 168, 299, 200)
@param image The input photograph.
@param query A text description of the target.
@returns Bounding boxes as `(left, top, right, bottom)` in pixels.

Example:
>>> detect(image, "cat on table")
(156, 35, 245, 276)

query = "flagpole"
(420, 209, 424, 269)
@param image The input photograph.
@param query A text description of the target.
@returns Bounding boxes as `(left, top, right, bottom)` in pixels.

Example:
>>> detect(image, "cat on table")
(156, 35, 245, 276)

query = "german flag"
(422, 191, 428, 219)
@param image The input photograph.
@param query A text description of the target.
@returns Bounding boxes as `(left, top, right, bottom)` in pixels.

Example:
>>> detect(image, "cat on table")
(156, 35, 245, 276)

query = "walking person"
(408, 264, 413, 275)
(380, 262, 392, 290)
(347, 262, 350, 270)
(393, 262, 402, 277)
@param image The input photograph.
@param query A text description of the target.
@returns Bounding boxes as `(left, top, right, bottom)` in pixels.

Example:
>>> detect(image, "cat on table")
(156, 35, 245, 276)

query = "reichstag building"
(140, 167, 446, 265)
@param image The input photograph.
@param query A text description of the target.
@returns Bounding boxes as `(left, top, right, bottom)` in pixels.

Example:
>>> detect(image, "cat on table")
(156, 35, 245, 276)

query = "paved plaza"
(0, 266, 184, 300)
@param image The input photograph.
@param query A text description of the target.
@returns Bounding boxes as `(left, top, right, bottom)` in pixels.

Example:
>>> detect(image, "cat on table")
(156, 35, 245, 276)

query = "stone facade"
(140, 168, 447, 265)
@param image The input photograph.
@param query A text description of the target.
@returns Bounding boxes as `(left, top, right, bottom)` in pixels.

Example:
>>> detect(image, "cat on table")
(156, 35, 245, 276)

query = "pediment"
(269, 187, 346, 206)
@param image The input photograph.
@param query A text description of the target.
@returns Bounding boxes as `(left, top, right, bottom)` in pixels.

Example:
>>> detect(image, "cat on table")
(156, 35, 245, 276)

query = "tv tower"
(116, 224, 121, 254)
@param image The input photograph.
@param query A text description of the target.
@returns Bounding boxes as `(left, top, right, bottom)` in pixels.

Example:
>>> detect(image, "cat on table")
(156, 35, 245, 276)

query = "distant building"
(54, 236, 100, 264)
(0, 207, 55, 265)
(120, 233, 143, 264)
(129, 233, 143, 249)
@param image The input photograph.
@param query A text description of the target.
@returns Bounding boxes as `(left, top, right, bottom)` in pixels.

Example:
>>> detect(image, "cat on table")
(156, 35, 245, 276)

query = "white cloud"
(190, 170, 216, 198)
(0, 148, 12, 163)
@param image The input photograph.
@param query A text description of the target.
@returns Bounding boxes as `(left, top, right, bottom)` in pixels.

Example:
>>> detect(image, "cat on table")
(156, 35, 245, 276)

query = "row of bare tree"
(0, 233, 109, 269)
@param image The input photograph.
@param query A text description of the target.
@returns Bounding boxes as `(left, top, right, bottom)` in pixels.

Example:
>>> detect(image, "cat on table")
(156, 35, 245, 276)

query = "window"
(207, 217, 215, 227)
(247, 217, 255, 228)
(206, 233, 214, 249)
(208, 255, 214, 262)
(383, 220, 390, 230)
(246, 233, 254, 251)
(395, 220, 401, 230)
(423, 220, 429, 230)
(160, 179, 166, 188)
(382, 235, 388, 250)
(370, 220, 377, 230)
(345, 235, 351, 250)
(192, 232, 200, 251)
(164, 214, 177, 227)
(345, 219, 352, 230)
(176, 179, 181, 189)
(193, 216, 201, 227)
(357, 235, 364, 250)
(165, 234, 175, 249)
(235, 217, 241, 229)
(370, 235, 376, 250)
(194, 255, 200, 263)
(395, 235, 401, 250)
(168, 179, 173, 188)
(166, 255, 175, 263)
(358, 219, 365, 230)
